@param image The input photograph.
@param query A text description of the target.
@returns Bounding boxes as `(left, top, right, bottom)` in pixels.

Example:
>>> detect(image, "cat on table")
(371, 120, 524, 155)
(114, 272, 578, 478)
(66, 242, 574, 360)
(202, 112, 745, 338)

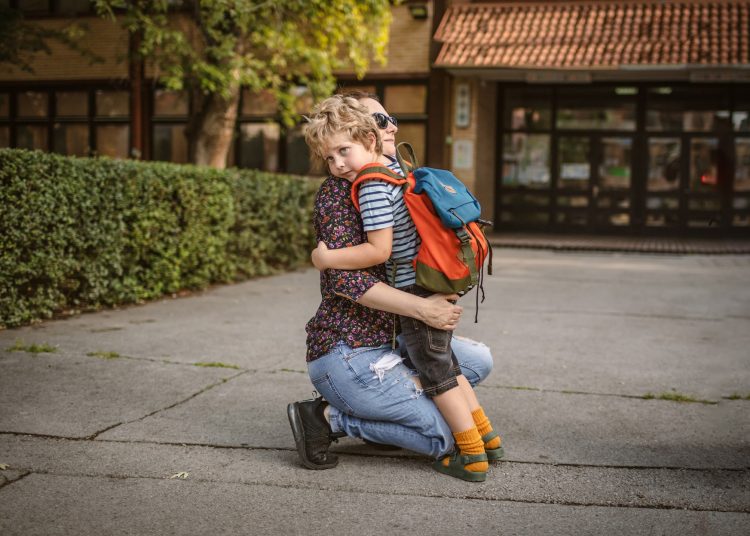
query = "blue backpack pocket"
(413, 167, 482, 229)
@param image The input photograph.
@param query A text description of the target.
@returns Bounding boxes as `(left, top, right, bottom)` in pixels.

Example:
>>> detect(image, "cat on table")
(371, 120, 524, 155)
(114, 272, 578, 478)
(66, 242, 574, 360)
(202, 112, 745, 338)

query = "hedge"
(0, 149, 319, 328)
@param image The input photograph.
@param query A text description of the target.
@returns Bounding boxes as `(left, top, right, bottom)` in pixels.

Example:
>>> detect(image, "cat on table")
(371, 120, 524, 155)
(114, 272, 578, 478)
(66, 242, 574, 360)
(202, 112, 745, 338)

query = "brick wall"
(0, 18, 128, 81)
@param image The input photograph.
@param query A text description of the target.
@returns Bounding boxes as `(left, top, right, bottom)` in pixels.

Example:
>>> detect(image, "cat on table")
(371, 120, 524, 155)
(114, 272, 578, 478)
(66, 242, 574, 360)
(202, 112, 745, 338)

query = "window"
(735, 139, 750, 192)
(96, 91, 129, 117)
(238, 123, 280, 171)
(152, 89, 188, 163)
(502, 133, 550, 188)
(0, 93, 8, 117)
(647, 87, 731, 132)
(504, 88, 551, 131)
(18, 91, 48, 118)
(557, 87, 636, 131)
(384, 85, 426, 115)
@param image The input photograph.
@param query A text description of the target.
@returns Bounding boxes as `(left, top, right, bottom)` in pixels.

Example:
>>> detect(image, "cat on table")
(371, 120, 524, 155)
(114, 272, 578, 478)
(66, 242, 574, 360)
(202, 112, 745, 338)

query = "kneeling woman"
(287, 96, 495, 477)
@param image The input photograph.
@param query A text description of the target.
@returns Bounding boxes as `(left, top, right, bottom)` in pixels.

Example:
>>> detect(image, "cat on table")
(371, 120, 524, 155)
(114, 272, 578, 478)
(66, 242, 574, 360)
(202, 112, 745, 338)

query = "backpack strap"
(395, 142, 418, 177)
(350, 163, 407, 211)
(455, 227, 479, 290)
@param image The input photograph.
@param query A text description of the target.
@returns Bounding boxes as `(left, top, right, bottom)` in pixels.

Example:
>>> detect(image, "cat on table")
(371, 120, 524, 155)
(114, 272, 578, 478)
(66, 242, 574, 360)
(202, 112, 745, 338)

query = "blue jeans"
(306, 335, 493, 458)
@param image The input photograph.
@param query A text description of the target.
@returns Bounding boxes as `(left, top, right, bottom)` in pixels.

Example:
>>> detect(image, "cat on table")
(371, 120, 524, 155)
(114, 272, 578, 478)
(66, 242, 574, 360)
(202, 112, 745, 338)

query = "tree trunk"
(187, 81, 241, 169)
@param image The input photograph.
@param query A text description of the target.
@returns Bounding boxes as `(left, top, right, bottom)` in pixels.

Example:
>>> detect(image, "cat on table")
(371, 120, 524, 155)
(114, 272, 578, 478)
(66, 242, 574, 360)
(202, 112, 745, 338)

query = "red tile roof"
(434, 1, 750, 69)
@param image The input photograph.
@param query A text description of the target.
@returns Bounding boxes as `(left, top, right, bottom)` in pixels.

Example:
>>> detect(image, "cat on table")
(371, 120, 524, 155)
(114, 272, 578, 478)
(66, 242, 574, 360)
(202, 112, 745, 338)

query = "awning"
(434, 1, 750, 78)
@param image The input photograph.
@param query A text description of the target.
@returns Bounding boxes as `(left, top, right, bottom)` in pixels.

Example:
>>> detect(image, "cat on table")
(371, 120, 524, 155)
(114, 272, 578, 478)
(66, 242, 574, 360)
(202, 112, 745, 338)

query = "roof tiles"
(434, 1, 750, 69)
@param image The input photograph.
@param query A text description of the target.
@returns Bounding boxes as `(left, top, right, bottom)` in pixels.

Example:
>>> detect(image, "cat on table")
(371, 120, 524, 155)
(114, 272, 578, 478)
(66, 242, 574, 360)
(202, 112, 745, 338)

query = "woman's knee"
(452, 335, 493, 386)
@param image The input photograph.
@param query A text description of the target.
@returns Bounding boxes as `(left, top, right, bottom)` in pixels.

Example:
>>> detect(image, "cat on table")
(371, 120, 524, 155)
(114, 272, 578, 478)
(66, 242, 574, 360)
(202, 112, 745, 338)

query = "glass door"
(555, 135, 632, 229)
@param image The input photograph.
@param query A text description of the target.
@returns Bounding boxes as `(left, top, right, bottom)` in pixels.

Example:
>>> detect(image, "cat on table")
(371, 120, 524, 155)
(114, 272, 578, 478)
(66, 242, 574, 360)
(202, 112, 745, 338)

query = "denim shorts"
(397, 285, 460, 397)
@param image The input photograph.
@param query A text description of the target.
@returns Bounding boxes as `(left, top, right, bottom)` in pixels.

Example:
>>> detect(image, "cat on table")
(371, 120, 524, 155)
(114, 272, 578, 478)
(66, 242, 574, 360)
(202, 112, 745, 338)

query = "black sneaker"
(287, 397, 339, 470)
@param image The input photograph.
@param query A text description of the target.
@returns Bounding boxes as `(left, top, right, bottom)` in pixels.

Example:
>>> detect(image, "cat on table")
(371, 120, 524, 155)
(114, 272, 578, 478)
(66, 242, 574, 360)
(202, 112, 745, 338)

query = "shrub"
(0, 149, 319, 328)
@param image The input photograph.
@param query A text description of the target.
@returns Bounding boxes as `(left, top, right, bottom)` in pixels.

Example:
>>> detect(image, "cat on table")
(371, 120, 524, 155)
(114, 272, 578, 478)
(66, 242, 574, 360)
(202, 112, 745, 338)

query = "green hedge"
(0, 149, 319, 328)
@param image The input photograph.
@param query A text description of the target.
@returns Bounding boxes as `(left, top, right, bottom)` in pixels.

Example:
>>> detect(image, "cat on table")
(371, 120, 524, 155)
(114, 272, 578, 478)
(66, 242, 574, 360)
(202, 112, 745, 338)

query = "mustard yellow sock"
(472, 407, 502, 450)
(442, 427, 488, 473)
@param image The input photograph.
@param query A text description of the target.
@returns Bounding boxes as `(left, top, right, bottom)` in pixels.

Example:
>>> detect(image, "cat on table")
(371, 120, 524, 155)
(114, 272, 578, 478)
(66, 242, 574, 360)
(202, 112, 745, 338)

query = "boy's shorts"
(398, 285, 460, 397)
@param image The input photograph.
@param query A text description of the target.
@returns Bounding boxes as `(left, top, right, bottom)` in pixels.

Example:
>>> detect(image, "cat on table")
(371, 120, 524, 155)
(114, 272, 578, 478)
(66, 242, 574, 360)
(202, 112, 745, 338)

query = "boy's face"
(323, 131, 378, 181)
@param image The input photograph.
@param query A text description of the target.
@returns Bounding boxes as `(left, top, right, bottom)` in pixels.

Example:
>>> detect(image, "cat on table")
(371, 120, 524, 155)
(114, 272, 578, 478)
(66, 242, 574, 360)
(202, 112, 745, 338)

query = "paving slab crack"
(0, 470, 31, 491)
(3, 468, 748, 514)
(1, 432, 746, 473)
(86, 369, 249, 439)
(480, 384, 720, 405)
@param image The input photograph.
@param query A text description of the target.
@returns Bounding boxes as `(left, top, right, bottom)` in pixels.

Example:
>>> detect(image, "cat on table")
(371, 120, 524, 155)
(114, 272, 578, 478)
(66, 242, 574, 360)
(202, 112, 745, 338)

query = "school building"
(2, 0, 749, 236)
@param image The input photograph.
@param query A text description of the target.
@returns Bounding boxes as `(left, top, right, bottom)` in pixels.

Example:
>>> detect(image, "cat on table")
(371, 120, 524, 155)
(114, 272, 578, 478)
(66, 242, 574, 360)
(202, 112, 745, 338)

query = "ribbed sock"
(472, 407, 501, 450)
(443, 427, 488, 472)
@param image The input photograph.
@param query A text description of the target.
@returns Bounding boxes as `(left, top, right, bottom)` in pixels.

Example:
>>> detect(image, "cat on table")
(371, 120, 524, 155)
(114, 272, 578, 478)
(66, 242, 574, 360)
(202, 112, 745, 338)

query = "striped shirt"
(358, 156, 421, 288)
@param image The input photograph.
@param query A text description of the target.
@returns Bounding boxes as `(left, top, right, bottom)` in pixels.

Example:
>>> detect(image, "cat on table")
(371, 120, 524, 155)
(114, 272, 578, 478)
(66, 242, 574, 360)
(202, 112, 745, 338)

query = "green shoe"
(432, 450, 488, 482)
(482, 430, 505, 461)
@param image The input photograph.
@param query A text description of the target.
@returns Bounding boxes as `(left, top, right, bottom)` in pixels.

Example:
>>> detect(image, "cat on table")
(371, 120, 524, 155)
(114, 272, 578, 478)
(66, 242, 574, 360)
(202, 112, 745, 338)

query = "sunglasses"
(372, 112, 398, 129)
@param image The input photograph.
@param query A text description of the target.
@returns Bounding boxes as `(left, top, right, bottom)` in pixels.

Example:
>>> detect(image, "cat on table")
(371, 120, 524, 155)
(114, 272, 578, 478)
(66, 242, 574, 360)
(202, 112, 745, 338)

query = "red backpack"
(351, 143, 492, 318)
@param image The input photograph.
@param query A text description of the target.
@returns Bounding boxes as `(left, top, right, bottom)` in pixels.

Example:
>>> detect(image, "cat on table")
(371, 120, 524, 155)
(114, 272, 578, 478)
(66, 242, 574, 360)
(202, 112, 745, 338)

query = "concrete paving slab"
(476, 388, 748, 469)
(97, 369, 311, 447)
(450, 253, 750, 399)
(0, 268, 317, 370)
(1, 435, 748, 512)
(0, 351, 235, 437)
(1, 472, 748, 536)
(94, 366, 748, 470)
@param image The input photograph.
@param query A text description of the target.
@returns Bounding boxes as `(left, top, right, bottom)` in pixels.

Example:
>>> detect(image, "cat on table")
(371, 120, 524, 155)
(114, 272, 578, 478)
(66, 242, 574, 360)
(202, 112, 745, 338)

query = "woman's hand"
(417, 293, 463, 331)
(311, 241, 329, 271)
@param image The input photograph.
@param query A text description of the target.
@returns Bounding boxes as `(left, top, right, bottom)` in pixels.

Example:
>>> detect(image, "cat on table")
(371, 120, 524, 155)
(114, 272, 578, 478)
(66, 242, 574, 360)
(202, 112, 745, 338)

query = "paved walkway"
(489, 232, 750, 254)
(1, 249, 748, 535)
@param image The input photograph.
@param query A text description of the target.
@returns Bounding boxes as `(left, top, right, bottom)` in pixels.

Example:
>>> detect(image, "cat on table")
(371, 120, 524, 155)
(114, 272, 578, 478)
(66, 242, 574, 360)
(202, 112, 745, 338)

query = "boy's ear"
(367, 132, 378, 151)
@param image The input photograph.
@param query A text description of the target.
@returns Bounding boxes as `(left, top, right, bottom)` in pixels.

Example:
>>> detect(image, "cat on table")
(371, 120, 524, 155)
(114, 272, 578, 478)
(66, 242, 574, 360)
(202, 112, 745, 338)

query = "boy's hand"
(311, 241, 329, 271)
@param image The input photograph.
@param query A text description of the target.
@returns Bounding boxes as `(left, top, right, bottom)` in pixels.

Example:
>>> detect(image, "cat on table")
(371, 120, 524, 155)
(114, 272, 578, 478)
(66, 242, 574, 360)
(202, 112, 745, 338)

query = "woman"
(287, 93, 494, 473)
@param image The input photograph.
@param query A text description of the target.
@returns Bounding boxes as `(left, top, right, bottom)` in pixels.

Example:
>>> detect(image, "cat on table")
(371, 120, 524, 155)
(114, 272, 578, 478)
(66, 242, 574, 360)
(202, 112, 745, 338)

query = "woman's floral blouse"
(306, 176, 393, 361)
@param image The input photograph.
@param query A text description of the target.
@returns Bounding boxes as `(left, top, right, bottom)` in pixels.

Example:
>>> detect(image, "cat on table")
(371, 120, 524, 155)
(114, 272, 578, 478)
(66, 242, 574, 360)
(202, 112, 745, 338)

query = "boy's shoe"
(287, 397, 340, 470)
(432, 449, 488, 482)
(482, 430, 505, 461)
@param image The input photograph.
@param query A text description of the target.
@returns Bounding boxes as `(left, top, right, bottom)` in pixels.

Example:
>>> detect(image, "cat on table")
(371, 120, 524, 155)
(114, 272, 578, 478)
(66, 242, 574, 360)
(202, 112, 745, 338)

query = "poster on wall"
(453, 139, 473, 170)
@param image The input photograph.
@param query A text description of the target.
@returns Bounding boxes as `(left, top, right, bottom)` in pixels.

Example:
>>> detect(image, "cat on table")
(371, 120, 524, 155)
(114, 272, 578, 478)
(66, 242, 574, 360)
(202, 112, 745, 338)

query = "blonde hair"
(304, 95, 382, 165)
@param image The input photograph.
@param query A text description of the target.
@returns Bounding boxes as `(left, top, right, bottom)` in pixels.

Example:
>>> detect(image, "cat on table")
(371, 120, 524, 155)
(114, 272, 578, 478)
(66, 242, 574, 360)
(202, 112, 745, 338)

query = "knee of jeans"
(426, 424, 455, 458)
(457, 343, 493, 386)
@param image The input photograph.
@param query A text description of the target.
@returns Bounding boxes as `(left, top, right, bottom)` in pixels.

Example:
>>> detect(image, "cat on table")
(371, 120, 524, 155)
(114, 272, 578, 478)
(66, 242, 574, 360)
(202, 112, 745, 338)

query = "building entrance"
(497, 84, 750, 235)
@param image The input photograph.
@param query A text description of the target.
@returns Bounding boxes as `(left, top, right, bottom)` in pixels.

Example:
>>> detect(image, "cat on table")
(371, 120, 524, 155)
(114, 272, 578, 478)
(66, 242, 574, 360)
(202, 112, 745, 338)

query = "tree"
(94, 0, 394, 168)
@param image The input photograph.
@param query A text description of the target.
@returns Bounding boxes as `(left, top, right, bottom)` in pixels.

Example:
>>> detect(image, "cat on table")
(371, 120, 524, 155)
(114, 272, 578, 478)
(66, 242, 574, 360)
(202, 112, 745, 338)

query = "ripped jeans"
(306, 335, 493, 458)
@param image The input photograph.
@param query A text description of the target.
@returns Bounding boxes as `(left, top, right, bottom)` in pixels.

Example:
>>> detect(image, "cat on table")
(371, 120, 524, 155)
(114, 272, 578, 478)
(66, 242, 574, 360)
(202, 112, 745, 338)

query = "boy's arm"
(312, 227, 392, 271)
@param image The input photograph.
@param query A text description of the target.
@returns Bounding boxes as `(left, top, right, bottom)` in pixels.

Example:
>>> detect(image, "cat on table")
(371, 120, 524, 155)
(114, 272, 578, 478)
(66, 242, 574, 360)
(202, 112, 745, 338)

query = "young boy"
(304, 95, 501, 481)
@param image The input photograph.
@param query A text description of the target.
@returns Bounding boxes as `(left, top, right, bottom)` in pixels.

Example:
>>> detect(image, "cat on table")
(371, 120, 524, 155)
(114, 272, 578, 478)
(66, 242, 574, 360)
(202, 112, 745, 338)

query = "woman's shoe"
(482, 430, 504, 461)
(432, 450, 488, 482)
(287, 397, 339, 470)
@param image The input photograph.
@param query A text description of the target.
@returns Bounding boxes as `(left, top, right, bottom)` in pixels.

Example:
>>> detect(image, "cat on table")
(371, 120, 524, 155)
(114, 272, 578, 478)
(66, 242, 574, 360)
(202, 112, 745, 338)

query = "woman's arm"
(311, 227, 392, 271)
(357, 282, 462, 331)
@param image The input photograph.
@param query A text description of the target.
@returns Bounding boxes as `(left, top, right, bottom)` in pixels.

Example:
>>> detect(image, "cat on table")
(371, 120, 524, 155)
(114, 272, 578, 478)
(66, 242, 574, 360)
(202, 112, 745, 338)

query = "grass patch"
(506, 386, 541, 392)
(87, 351, 121, 359)
(723, 392, 750, 401)
(642, 391, 717, 405)
(6, 341, 57, 354)
(194, 362, 240, 370)
(280, 368, 306, 374)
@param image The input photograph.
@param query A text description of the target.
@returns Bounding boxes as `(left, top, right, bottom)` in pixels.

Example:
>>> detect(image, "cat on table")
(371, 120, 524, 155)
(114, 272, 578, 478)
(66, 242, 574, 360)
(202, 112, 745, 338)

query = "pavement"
(0, 247, 749, 535)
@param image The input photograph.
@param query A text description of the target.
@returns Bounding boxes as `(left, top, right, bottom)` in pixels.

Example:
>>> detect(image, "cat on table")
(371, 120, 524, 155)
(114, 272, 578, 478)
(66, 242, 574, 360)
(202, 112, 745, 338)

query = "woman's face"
(359, 97, 398, 157)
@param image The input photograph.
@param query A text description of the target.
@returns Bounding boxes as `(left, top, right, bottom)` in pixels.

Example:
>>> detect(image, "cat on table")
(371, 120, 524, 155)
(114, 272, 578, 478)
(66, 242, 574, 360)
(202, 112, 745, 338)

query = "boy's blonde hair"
(304, 94, 382, 165)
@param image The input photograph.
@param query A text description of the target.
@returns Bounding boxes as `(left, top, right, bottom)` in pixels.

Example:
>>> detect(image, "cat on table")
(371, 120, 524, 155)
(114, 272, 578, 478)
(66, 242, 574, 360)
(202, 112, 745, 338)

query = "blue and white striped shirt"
(358, 156, 421, 288)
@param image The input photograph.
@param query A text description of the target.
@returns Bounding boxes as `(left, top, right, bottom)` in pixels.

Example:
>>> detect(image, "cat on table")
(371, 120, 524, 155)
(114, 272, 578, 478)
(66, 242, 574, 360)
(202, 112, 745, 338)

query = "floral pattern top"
(305, 176, 394, 362)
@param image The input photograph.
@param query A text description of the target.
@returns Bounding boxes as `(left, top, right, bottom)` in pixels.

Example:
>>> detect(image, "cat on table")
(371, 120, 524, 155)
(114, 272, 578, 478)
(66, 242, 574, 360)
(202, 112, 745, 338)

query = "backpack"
(351, 143, 492, 318)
